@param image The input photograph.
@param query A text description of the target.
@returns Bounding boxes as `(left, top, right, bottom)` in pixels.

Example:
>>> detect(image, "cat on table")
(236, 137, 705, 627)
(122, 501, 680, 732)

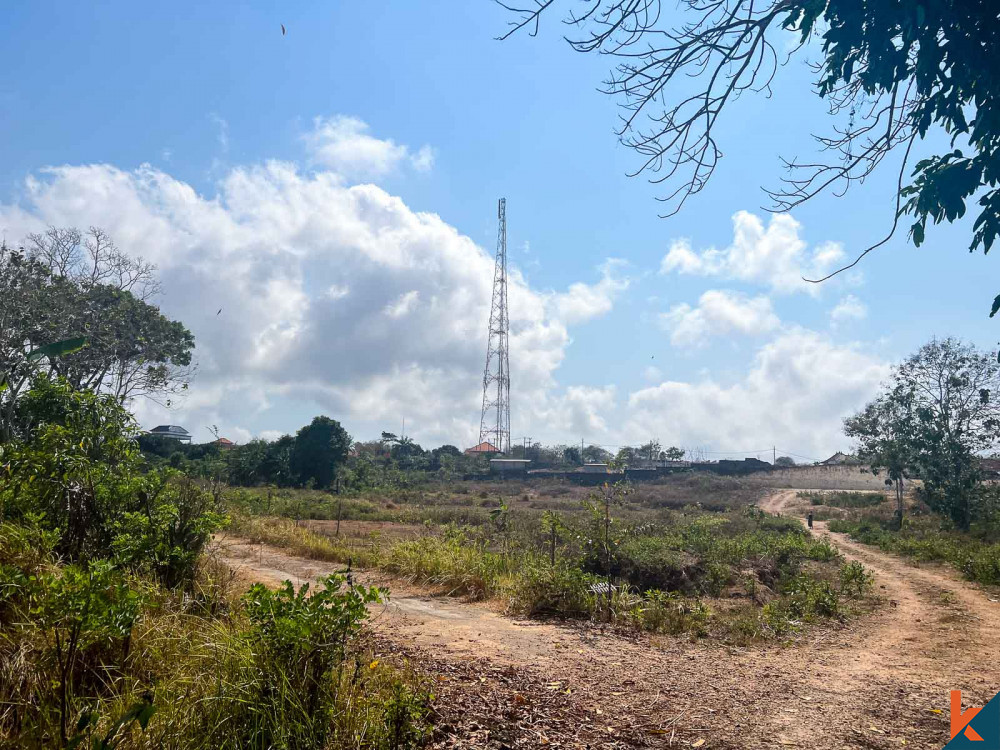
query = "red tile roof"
(465, 441, 500, 454)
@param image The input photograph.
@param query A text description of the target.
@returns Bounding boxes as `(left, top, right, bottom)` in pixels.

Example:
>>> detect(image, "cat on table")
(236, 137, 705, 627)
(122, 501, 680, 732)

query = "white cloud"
(548, 258, 630, 324)
(624, 329, 889, 458)
(659, 211, 845, 294)
(302, 115, 434, 178)
(0, 160, 620, 447)
(209, 113, 229, 153)
(830, 294, 868, 325)
(659, 290, 780, 347)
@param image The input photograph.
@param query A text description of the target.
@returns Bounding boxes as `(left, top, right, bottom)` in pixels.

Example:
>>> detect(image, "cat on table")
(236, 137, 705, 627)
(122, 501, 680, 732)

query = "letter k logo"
(952, 690, 985, 741)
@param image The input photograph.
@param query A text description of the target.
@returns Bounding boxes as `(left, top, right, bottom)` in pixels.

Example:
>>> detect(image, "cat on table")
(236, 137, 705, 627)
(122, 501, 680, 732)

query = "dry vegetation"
(226, 475, 875, 644)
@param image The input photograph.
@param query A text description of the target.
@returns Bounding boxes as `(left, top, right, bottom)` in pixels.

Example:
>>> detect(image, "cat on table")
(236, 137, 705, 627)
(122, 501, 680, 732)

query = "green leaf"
(27, 337, 88, 362)
(991, 294, 1000, 318)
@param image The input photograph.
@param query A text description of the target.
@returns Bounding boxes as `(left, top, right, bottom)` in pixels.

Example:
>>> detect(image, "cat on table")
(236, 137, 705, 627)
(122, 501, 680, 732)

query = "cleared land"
(213, 482, 1000, 749)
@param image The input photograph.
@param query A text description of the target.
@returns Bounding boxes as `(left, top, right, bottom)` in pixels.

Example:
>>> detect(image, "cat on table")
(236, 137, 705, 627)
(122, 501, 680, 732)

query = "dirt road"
(214, 491, 1000, 749)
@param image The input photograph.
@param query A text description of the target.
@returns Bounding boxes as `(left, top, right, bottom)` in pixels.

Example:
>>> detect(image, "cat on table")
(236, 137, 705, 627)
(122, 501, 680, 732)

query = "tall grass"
(232, 502, 871, 643)
(799, 491, 886, 509)
(0, 523, 429, 749)
(830, 515, 1000, 586)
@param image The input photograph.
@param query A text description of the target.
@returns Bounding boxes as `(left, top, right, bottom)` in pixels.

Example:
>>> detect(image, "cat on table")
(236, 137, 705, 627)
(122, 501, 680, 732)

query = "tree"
(638, 440, 661, 462)
(582, 444, 613, 463)
(0, 232, 194, 441)
(563, 445, 582, 464)
(432, 444, 462, 459)
(895, 338, 1000, 528)
(774, 455, 796, 468)
(290, 416, 352, 488)
(500, 1, 1000, 314)
(663, 446, 686, 461)
(844, 386, 915, 527)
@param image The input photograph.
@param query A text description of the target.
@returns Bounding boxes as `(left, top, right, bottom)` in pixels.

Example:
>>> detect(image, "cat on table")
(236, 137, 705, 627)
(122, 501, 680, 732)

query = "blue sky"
(1, 2, 993, 459)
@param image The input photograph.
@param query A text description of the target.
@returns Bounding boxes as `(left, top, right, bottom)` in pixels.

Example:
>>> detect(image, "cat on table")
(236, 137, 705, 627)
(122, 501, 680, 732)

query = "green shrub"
(0, 378, 227, 586)
(233, 575, 385, 750)
(839, 560, 875, 597)
(511, 564, 593, 617)
(832, 515, 1000, 586)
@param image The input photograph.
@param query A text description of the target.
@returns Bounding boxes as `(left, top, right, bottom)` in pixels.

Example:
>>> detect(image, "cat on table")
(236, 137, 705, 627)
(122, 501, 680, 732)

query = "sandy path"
(213, 492, 1000, 749)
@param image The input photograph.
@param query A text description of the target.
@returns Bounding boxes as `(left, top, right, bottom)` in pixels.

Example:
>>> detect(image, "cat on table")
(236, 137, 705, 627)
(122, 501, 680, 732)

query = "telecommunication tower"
(478, 198, 511, 454)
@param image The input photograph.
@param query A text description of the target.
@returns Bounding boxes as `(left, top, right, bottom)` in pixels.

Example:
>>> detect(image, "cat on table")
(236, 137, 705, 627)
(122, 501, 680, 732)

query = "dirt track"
(214, 490, 1000, 749)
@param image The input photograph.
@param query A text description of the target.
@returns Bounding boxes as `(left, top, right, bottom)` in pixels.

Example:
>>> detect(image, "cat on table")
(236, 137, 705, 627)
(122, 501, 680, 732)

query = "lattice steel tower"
(479, 198, 511, 454)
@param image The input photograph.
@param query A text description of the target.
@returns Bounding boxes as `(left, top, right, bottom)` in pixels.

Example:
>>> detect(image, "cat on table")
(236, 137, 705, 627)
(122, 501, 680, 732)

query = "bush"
(832, 515, 1000, 586)
(0, 378, 226, 586)
(234, 575, 385, 749)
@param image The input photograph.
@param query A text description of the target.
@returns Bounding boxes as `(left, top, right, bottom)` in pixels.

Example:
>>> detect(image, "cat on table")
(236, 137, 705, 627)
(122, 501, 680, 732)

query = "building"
(147, 425, 191, 443)
(211, 437, 235, 450)
(490, 458, 531, 476)
(465, 441, 500, 455)
(820, 452, 862, 466)
(581, 463, 609, 473)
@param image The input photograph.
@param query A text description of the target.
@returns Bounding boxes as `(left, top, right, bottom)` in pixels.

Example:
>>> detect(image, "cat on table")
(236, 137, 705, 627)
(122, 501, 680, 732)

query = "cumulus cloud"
(302, 115, 434, 178)
(548, 259, 630, 324)
(624, 329, 888, 458)
(0, 160, 620, 446)
(659, 211, 845, 294)
(659, 290, 780, 347)
(830, 294, 868, 325)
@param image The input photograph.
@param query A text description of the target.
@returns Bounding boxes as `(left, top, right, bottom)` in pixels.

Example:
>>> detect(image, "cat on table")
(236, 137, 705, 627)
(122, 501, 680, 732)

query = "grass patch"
(0, 522, 430, 749)
(799, 491, 886, 509)
(829, 514, 1000, 586)
(231, 487, 872, 644)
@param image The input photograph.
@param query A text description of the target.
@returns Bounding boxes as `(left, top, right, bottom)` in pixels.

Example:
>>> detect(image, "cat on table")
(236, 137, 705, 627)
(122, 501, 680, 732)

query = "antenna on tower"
(479, 198, 511, 455)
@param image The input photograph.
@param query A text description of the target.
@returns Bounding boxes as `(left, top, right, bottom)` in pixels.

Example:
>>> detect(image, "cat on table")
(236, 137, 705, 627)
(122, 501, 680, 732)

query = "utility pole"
(773, 446, 776, 464)
(478, 198, 511, 454)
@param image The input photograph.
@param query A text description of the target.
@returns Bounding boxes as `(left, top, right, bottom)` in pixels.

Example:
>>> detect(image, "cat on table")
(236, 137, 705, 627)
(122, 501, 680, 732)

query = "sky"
(1, 2, 995, 461)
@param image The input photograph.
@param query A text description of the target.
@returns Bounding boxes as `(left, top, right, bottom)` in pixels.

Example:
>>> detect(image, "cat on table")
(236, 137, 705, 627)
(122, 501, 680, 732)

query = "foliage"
(0, 231, 193, 442)
(846, 337, 1000, 529)
(500, 1, 1000, 312)
(237, 575, 388, 749)
(831, 511, 1000, 587)
(290, 416, 352, 489)
(844, 386, 914, 525)
(799, 491, 887, 509)
(0, 377, 224, 585)
(25, 560, 145, 747)
(899, 338, 1000, 528)
(0, 548, 429, 749)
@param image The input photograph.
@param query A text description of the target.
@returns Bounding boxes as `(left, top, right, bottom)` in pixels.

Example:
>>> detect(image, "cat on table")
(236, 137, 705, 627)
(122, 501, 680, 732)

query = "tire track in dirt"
(759, 490, 1000, 746)
(211, 492, 1000, 749)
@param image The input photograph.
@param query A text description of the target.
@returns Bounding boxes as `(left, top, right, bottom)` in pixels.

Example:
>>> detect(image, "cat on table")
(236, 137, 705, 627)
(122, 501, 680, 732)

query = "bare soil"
(213, 489, 1000, 749)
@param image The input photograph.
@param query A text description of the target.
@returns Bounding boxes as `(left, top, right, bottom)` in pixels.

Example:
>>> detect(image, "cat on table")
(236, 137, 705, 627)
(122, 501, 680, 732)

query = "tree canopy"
(290, 416, 352, 488)
(0, 230, 194, 441)
(845, 337, 1000, 528)
(500, 0, 1000, 314)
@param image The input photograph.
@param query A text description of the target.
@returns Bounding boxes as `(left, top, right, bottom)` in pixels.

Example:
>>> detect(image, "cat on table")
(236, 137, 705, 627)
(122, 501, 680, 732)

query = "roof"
(465, 441, 500, 454)
(212, 437, 234, 446)
(821, 452, 861, 466)
(149, 425, 190, 436)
